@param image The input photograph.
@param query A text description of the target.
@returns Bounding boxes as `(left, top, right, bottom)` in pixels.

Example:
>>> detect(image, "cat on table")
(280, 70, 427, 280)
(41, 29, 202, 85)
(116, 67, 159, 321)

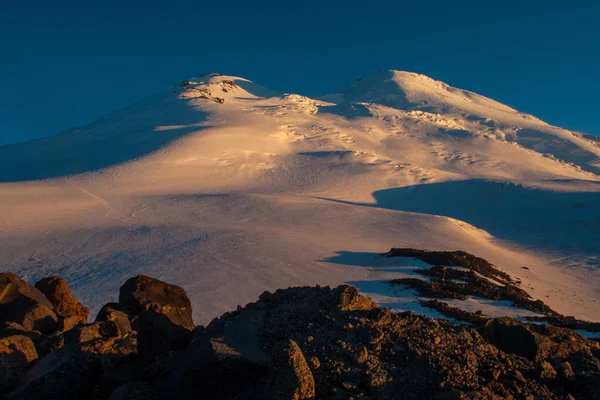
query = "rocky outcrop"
(0, 273, 58, 333)
(119, 275, 194, 330)
(0, 270, 599, 399)
(34, 276, 89, 327)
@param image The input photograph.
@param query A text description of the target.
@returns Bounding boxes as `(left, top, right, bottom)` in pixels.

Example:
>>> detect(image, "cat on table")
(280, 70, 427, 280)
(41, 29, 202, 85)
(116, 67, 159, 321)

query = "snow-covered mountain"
(1, 71, 599, 325)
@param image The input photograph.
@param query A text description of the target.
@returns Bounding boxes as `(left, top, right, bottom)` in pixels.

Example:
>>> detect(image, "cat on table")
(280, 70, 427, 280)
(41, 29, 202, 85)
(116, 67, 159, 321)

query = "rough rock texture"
(35, 276, 90, 326)
(266, 339, 315, 400)
(133, 310, 193, 363)
(0, 273, 58, 333)
(95, 303, 133, 338)
(4, 345, 101, 400)
(119, 275, 194, 330)
(0, 270, 599, 399)
(0, 334, 38, 362)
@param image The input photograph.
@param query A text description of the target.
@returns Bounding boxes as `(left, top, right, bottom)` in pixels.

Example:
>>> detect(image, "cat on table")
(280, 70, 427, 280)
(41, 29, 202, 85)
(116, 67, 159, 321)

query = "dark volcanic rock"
(95, 303, 133, 338)
(0, 342, 27, 394)
(133, 310, 192, 363)
(4, 345, 101, 400)
(265, 339, 315, 400)
(35, 276, 89, 327)
(484, 317, 549, 361)
(0, 334, 38, 363)
(383, 248, 512, 283)
(1, 268, 599, 400)
(119, 275, 194, 330)
(109, 381, 160, 400)
(63, 321, 105, 344)
(147, 311, 270, 398)
(0, 273, 58, 333)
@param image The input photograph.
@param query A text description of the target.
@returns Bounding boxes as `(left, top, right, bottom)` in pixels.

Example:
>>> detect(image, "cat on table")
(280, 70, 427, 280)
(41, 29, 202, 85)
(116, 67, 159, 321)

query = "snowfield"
(0, 71, 598, 324)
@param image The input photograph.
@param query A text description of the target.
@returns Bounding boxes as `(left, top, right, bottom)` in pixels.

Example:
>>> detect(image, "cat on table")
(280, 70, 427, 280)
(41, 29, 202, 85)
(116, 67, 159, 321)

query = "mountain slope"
(0, 71, 598, 325)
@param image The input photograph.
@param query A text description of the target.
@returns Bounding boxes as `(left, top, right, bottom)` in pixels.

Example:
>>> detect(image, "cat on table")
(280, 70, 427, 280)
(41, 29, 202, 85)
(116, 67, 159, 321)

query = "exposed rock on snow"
(280, 94, 319, 114)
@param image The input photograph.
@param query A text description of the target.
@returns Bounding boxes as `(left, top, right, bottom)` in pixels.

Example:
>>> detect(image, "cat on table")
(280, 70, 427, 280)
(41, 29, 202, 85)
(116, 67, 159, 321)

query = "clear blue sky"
(1, 0, 599, 145)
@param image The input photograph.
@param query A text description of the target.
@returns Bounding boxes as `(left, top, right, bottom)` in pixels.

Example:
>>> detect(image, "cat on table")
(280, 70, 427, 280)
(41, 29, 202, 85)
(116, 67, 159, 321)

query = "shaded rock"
(63, 322, 104, 344)
(1, 321, 60, 358)
(79, 336, 137, 357)
(0, 273, 58, 333)
(81, 337, 139, 398)
(4, 344, 101, 400)
(266, 339, 315, 400)
(0, 342, 26, 395)
(119, 275, 194, 330)
(133, 310, 192, 363)
(96, 303, 133, 337)
(0, 334, 38, 363)
(109, 381, 160, 400)
(147, 328, 269, 398)
(556, 361, 576, 382)
(57, 315, 83, 332)
(483, 317, 550, 361)
(35, 276, 89, 326)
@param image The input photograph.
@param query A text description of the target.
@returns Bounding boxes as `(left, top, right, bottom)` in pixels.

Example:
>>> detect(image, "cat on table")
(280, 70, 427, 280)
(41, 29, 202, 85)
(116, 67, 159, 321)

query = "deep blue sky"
(1, 0, 599, 145)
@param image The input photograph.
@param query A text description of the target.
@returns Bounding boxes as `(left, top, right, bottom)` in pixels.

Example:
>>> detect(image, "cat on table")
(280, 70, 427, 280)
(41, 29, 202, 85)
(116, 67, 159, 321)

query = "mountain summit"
(0, 71, 598, 326)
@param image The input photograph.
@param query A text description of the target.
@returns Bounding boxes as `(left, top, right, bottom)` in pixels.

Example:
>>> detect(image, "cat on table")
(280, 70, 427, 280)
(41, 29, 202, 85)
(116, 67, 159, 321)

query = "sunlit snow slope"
(1, 71, 599, 324)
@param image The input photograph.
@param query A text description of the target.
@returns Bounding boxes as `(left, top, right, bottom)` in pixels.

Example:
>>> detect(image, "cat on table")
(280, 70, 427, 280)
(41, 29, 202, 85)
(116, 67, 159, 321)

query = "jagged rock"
(119, 275, 194, 330)
(332, 285, 377, 312)
(109, 381, 160, 400)
(536, 360, 557, 381)
(95, 303, 133, 337)
(0, 273, 58, 333)
(0, 334, 38, 362)
(133, 310, 193, 363)
(35, 276, 89, 326)
(265, 339, 315, 400)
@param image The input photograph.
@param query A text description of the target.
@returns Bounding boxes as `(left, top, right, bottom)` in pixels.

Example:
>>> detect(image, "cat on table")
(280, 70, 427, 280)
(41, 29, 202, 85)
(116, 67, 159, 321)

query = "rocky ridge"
(1, 250, 599, 399)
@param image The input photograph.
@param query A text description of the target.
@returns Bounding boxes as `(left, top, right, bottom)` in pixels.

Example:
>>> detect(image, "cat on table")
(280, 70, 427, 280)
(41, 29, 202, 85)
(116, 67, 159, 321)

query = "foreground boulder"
(35, 276, 89, 328)
(0, 273, 58, 333)
(119, 275, 194, 330)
